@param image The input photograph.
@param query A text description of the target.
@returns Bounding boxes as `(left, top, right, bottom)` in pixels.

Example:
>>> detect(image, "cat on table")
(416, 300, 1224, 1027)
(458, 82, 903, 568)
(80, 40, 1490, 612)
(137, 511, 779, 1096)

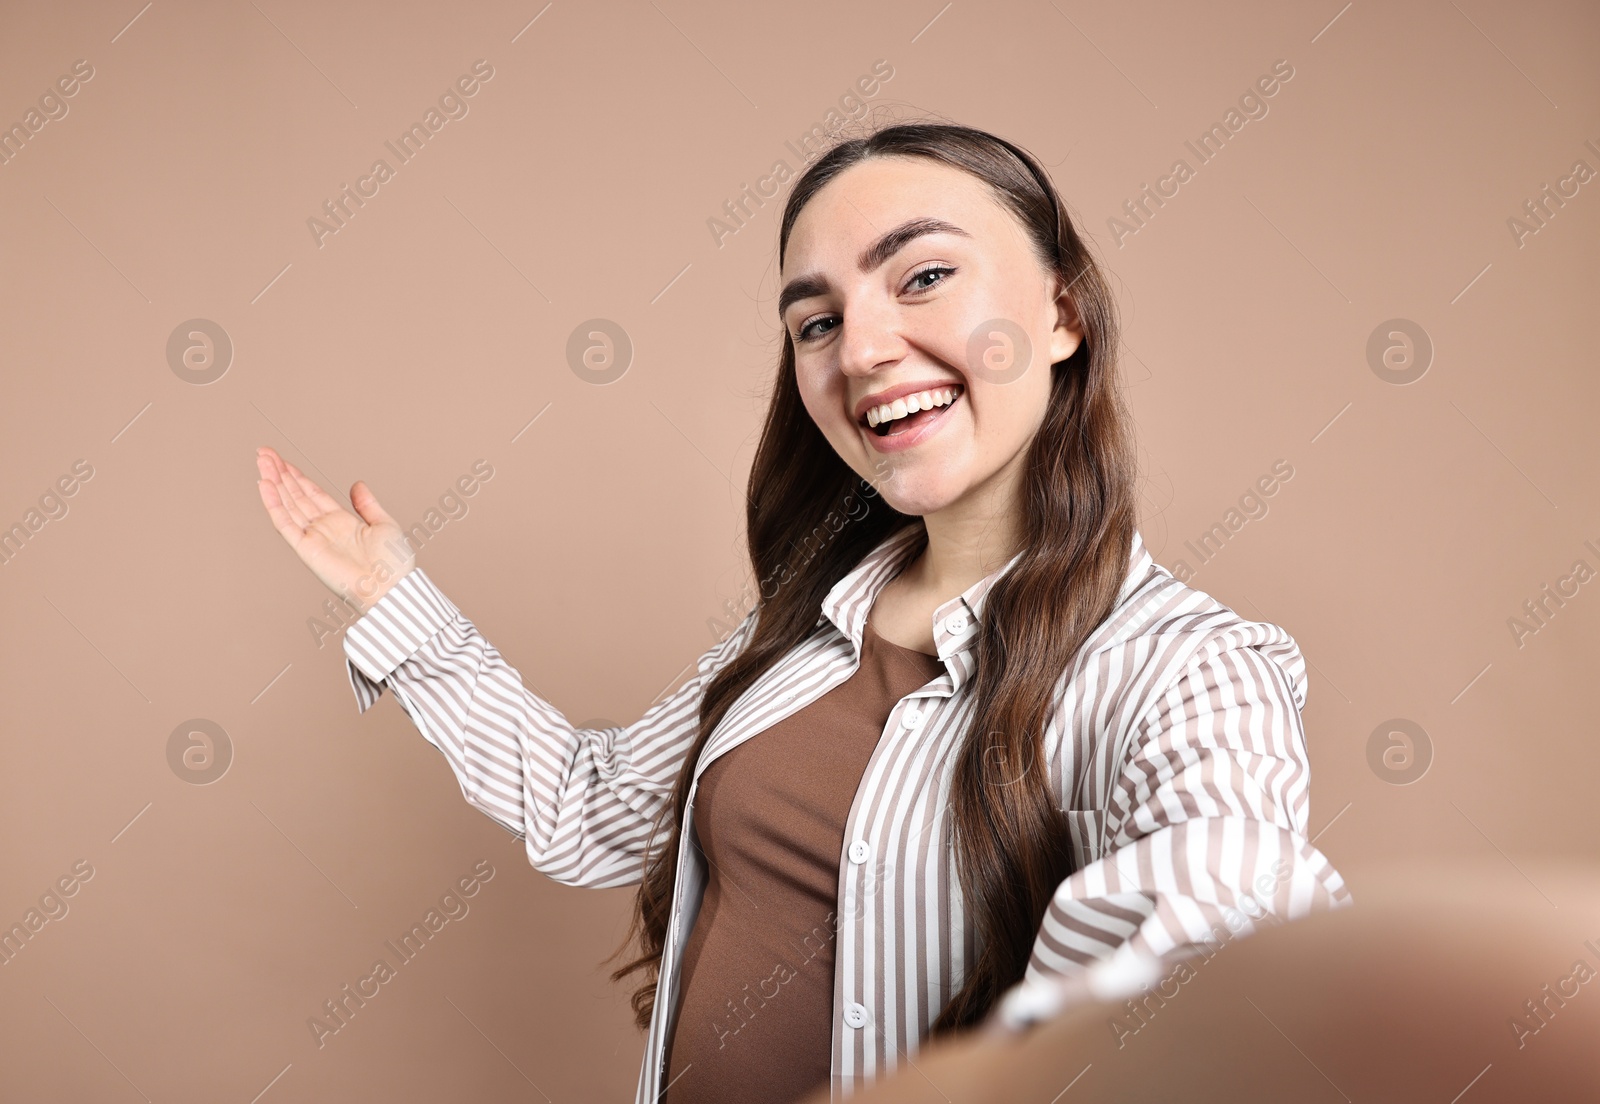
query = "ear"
(1048, 275, 1085, 366)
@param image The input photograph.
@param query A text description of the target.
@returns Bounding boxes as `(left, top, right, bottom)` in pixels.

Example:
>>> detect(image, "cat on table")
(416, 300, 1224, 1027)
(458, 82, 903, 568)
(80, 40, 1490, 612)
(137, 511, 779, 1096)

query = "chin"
(876, 486, 958, 518)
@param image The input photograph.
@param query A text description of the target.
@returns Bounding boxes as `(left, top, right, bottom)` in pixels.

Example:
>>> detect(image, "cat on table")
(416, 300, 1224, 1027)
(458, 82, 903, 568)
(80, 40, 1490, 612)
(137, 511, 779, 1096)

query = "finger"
(350, 480, 395, 528)
(258, 446, 289, 478)
(278, 455, 340, 519)
(296, 469, 345, 515)
(257, 478, 307, 545)
(262, 447, 303, 494)
(259, 448, 301, 507)
(260, 453, 313, 531)
(273, 457, 320, 524)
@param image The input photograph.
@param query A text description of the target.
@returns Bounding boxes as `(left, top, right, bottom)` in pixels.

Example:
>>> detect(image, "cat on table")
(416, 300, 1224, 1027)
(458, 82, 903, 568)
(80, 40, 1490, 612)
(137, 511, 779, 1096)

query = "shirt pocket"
(1061, 809, 1109, 870)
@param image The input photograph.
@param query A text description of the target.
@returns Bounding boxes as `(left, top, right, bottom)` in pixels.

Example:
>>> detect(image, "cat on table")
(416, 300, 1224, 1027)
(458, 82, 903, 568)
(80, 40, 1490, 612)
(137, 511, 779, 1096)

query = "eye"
(795, 314, 838, 343)
(791, 264, 958, 344)
(905, 263, 955, 293)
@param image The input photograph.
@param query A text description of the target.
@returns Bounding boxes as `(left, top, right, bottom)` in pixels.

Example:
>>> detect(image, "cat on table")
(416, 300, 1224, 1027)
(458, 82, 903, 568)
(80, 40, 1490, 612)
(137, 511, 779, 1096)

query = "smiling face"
(779, 156, 1085, 526)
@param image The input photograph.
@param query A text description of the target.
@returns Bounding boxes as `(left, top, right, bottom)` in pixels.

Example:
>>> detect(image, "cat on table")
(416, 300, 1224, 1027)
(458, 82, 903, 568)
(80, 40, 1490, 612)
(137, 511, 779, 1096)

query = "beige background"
(1, 0, 1595, 1100)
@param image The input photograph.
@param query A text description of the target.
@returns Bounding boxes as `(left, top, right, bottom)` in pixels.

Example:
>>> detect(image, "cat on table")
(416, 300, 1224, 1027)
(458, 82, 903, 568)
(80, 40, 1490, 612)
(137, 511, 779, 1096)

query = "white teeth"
(865, 386, 960, 428)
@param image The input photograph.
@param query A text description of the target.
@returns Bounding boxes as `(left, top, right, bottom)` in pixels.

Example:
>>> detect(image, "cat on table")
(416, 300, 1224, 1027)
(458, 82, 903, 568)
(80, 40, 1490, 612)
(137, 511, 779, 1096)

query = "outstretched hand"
(255, 445, 415, 616)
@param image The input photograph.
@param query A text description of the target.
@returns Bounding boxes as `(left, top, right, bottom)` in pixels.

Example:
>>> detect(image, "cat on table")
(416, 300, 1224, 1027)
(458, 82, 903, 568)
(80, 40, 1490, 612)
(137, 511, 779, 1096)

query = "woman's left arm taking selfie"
(1017, 637, 1353, 1010)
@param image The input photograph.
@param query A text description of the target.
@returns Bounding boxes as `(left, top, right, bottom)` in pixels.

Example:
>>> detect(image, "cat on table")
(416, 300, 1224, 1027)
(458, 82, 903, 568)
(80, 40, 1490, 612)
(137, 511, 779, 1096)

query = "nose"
(836, 293, 909, 382)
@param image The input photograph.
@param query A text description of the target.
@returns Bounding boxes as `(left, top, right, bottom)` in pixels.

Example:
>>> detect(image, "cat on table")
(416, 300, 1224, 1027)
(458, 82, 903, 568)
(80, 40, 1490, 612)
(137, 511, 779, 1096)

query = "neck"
(904, 464, 1023, 599)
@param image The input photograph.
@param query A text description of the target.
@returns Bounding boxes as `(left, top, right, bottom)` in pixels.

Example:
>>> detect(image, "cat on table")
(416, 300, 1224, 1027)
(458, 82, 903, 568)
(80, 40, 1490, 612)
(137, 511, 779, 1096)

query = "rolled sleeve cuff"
(341, 568, 461, 711)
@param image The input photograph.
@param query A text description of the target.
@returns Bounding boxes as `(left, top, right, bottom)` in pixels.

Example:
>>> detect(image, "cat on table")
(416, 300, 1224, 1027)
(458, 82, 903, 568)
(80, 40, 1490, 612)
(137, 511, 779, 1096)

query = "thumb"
(350, 480, 396, 528)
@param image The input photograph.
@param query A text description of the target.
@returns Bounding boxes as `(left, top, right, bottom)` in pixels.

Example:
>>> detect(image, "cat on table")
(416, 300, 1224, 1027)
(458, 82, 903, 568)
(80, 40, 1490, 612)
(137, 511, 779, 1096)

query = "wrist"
(342, 569, 410, 618)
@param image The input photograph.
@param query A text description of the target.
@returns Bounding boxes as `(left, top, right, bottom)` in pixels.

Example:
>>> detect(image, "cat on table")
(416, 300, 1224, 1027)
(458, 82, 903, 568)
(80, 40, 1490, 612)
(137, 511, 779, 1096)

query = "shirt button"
(900, 706, 923, 730)
(844, 1002, 870, 1029)
(848, 839, 871, 864)
(944, 611, 969, 634)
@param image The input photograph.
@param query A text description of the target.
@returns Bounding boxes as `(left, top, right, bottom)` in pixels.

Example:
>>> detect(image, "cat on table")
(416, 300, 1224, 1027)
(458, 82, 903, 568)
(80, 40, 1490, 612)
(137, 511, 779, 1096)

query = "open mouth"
(860, 384, 964, 437)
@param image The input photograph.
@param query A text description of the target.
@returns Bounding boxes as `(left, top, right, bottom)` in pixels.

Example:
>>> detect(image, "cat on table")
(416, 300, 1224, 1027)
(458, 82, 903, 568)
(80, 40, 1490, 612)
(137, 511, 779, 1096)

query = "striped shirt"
(342, 524, 1353, 1102)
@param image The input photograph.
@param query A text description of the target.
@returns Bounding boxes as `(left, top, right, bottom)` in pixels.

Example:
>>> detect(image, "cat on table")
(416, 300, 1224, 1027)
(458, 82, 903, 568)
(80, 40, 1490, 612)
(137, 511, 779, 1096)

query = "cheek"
(967, 373, 1049, 447)
(795, 367, 840, 424)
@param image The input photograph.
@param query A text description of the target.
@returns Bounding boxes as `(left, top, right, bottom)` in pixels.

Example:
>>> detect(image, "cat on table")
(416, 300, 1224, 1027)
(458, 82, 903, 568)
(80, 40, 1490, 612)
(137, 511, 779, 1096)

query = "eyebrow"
(777, 216, 970, 322)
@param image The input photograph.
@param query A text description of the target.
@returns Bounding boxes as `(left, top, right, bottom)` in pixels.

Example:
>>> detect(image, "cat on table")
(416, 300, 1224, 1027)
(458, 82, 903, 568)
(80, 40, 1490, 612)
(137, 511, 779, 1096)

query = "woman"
(255, 121, 1352, 1104)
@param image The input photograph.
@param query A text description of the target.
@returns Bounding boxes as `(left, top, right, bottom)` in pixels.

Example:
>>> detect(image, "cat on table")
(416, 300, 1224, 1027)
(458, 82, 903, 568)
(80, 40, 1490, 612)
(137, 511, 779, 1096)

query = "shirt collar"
(816, 525, 1155, 664)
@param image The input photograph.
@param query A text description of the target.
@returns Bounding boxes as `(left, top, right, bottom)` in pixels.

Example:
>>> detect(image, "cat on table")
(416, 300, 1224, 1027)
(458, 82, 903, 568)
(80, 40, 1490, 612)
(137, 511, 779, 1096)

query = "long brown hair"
(606, 121, 1138, 1037)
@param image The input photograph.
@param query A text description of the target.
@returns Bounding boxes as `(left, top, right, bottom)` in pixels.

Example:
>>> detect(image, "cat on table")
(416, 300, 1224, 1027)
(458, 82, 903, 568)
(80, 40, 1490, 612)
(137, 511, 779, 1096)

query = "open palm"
(255, 445, 415, 615)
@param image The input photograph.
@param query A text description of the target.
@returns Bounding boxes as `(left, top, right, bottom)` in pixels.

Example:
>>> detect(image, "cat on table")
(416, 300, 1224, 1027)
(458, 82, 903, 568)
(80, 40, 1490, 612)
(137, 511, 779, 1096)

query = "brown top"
(661, 621, 945, 1104)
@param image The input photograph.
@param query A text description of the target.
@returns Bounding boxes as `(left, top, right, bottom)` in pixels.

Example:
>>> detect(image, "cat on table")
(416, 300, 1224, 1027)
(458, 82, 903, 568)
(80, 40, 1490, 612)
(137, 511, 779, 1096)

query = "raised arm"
(253, 444, 757, 888)
(342, 569, 757, 887)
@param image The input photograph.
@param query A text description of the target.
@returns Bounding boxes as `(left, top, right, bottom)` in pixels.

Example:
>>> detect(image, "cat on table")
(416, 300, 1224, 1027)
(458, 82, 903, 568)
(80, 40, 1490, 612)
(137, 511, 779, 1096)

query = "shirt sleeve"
(1024, 641, 1353, 988)
(341, 566, 759, 889)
